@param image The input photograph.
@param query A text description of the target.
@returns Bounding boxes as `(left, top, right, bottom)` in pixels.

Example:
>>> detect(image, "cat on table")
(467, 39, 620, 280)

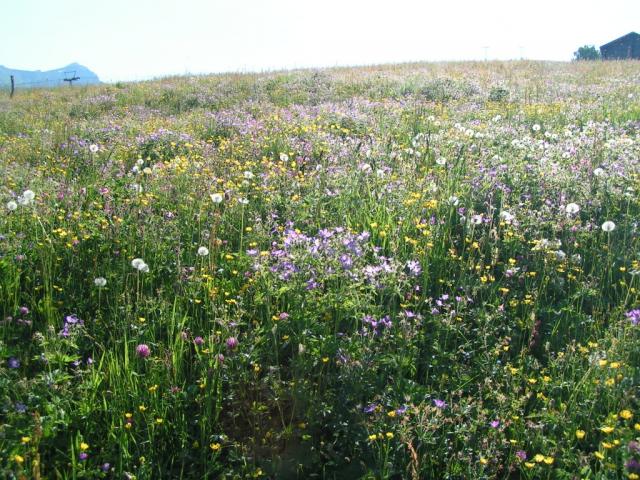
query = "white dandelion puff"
(601, 221, 615, 232)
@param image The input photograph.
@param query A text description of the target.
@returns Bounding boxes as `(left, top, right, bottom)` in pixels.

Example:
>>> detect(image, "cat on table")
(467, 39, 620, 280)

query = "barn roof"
(601, 32, 640, 49)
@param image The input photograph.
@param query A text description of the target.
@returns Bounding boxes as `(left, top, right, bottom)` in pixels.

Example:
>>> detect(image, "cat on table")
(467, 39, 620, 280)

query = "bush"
(573, 45, 601, 61)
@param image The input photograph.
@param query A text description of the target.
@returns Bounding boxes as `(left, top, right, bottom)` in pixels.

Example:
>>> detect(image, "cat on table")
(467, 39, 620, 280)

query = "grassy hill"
(1, 61, 639, 479)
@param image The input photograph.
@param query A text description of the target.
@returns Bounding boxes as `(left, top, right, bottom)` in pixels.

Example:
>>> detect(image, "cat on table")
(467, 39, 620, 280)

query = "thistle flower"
(226, 337, 239, 350)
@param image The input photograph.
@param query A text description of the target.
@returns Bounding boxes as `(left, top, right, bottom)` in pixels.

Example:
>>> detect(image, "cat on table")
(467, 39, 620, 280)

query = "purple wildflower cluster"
(362, 314, 392, 335)
(260, 226, 399, 290)
(625, 309, 640, 326)
(59, 314, 84, 337)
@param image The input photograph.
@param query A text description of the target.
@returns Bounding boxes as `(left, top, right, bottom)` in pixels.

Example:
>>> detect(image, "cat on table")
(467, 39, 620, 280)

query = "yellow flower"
(629, 473, 639, 480)
(600, 426, 614, 434)
(155, 418, 163, 424)
(21, 436, 31, 444)
(534, 454, 545, 463)
(543, 456, 554, 465)
(602, 441, 613, 449)
(479, 457, 488, 465)
(634, 423, 640, 431)
(598, 359, 608, 367)
(210, 443, 221, 451)
(138, 405, 147, 412)
(524, 462, 535, 468)
(595, 451, 605, 460)
(80, 442, 89, 451)
(14, 454, 24, 464)
(385, 432, 394, 439)
(575, 430, 586, 439)
(619, 410, 633, 420)
(387, 410, 396, 418)
(368, 434, 377, 441)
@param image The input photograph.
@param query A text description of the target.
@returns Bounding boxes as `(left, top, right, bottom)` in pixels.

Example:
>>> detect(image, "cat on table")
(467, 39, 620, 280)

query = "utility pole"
(10, 75, 15, 98)
(63, 70, 80, 86)
(483, 46, 489, 61)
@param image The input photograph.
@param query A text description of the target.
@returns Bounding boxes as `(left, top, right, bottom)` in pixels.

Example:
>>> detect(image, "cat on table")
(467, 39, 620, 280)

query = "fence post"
(10, 75, 15, 98)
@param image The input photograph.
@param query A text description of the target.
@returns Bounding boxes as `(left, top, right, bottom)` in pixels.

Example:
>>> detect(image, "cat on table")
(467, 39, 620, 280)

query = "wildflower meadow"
(1, 60, 640, 479)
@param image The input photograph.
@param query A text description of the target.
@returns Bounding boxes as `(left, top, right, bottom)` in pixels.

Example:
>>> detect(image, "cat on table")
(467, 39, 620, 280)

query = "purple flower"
(79, 452, 88, 461)
(625, 309, 640, 326)
(194, 336, 204, 346)
(515, 450, 527, 461)
(395, 405, 408, 415)
(433, 399, 447, 409)
(101, 463, 111, 472)
(364, 403, 377, 414)
(135, 344, 151, 358)
(406, 260, 422, 276)
(19, 306, 29, 316)
(8, 357, 20, 369)
(279, 312, 290, 320)
(15, 402, 26, 413)
(626, 458, 640, 473)
(226, 337, 239, 350)
(490, 420, 500, 428)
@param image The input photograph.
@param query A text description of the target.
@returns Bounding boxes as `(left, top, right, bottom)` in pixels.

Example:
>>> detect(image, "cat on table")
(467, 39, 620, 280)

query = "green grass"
(1, 60, 639, 479)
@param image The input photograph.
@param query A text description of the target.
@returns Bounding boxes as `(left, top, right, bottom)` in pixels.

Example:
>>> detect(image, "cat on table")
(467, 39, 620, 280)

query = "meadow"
(1, 60, 640, 479)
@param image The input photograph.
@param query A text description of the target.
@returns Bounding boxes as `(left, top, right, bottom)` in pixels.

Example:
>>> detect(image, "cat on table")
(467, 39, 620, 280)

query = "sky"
(1, 0, 639, 82)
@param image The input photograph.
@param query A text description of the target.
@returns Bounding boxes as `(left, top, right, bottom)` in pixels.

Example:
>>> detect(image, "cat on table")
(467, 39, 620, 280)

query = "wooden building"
(600, 32, 640, 60)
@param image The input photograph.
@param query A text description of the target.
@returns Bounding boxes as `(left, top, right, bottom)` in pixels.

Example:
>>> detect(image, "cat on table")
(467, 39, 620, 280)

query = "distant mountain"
(0, 63, 100, 88)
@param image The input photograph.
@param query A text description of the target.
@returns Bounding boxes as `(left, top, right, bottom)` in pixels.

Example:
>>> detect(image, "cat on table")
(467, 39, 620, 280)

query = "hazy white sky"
(2, 0, 638, 82)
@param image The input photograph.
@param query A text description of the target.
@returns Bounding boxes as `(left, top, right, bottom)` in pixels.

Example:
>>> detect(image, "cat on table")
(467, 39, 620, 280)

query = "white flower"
(499, 211, 515, 222)
(23, 190, 35, 202)
(136, 159, 145, 167)
(555, 250, 567, 261)
(565, 203, 580, 215)
(89, 144, 99, 153)
(448, 195, 459, 206)
(532, 124, 541, 132)
(436, 157, 447, 166)
(197, 246, 209, 256)
(279, 153, 289, 162)
(6, 200, 17, 211)
(471, 214, 483, 225)
(143, 167, 152, 175)
(593, 167, 606, 177)
(131, 183, 143, 194)
(238, 198, 249, 205)
(210, 193, 224, 204)
(601, 221, 615, 232)
(131, 258, 149, 272)
(94, 277, 107, 287)
(243, 171, 254, 179)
